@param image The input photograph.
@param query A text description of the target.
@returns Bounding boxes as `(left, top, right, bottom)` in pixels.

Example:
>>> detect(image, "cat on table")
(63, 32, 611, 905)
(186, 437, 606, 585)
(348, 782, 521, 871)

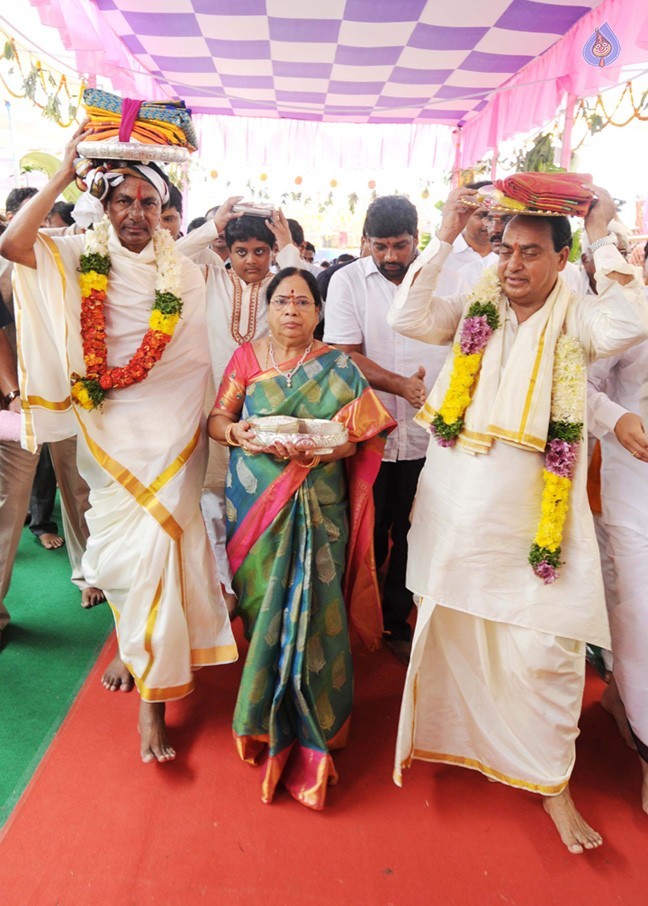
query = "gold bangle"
(298, 455, 320, 470)
(224, 422, 241, 447)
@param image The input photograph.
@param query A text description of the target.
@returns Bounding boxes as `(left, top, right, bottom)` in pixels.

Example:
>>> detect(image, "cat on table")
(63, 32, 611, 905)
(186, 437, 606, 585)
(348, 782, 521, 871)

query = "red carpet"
(1, 627, 647, 905)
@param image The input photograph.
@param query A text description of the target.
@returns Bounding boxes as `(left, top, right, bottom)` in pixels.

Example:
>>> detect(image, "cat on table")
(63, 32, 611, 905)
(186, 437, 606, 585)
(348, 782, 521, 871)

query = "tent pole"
(560, 93, 577, 171)
(5, 101, 19, 188)
(491, 151, 499, 183)
(452, 127, 462, 187)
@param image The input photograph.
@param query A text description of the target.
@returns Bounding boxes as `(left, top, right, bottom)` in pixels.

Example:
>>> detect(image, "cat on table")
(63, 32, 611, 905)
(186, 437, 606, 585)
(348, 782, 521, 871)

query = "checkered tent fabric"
(92, 0, 605, 125)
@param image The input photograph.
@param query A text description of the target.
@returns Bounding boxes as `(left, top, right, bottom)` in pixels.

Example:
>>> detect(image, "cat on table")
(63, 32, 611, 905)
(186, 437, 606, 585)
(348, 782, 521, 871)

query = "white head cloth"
(72, 161, 170, 229)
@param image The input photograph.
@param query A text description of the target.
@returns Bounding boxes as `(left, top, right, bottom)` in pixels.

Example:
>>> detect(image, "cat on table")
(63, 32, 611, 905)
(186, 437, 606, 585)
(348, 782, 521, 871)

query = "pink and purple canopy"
(29, 0, 648, 164)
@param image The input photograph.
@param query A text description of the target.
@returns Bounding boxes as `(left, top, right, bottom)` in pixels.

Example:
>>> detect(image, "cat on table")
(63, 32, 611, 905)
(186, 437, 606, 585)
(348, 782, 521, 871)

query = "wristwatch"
(3, 389, 20, 406)
(588, 234, 617, 253)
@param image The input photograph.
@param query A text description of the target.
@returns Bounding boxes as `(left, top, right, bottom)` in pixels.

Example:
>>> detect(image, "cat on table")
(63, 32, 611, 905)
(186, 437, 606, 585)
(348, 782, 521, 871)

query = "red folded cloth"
(494, 172, 594, 216)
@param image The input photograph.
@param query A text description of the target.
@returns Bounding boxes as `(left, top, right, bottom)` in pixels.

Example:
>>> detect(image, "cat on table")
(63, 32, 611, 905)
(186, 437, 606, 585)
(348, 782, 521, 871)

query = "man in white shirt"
(588, 341, 648, 814)
(324, 195, 465, 657)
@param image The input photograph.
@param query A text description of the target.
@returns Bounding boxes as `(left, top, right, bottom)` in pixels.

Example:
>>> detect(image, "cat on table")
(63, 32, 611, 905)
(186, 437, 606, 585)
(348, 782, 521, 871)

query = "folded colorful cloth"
(494, 172, 594, 216)
(82, 88, 197, 151)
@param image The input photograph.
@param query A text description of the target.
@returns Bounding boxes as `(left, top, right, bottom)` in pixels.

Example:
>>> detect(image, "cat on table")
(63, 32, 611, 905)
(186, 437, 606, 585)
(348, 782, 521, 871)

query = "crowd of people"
(1, 121, 648, 856)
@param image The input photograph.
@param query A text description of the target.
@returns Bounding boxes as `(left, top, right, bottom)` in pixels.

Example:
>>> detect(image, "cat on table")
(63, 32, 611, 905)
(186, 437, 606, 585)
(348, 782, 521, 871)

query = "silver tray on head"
(247, 416, 348, 455)
(76, 140, 190, 164)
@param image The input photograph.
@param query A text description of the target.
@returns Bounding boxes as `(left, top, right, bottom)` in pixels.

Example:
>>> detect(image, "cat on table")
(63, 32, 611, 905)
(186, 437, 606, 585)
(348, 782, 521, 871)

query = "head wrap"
(72, 159, 170, 229)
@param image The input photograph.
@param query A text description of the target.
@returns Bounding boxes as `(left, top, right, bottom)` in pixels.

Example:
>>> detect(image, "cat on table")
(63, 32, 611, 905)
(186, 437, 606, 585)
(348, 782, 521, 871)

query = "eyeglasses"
(269, 296, 316, 309)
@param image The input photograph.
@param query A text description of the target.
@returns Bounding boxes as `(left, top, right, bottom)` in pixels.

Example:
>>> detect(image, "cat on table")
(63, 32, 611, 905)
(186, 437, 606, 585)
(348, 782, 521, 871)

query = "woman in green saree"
(208, 267, 394, 809)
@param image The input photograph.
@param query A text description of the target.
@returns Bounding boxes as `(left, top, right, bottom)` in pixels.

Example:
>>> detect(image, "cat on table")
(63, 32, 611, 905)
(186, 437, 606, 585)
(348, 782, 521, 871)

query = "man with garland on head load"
(175, 200, 302, 603)
(387, 180, 648, 852)
(0, 123, 237, 763)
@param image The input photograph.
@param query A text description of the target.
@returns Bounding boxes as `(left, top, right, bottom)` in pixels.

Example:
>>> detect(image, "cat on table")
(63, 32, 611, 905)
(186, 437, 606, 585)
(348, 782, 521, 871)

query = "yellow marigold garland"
(529, 336, 586, 584)
(430, 267, 501, 446)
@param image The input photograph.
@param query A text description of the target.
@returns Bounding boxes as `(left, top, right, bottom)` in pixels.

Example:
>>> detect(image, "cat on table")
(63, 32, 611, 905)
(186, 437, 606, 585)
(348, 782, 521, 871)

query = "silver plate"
(247, 416, 348, 455)
(76, 141, 190, 163)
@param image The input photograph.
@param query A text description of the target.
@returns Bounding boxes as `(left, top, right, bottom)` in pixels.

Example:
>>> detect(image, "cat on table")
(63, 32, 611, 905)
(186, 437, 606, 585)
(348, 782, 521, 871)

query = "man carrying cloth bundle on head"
(0, 122, 237, 763)
(387, 177, 648, 853)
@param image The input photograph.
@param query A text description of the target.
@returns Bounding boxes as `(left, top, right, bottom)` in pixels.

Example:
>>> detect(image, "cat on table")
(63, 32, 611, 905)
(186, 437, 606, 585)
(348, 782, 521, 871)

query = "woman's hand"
(231, 419, 266, 454)
(269, 438, 319, 466)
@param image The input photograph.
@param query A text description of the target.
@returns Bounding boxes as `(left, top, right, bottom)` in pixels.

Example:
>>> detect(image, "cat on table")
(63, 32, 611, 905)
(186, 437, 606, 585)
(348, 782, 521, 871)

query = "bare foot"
(81, 586, 106, 609)
(543, 786, 602, 854)
(601, 675, 636, 750)
(101, 656, 134, 692)
(139, 701, 176, 763)
(641, 759, 648, 815)
(38, 532, 65, 550)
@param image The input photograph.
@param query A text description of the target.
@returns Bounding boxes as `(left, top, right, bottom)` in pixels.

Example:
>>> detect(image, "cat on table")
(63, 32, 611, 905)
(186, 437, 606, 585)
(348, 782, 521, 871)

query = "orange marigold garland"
(71, 217, 182, 411)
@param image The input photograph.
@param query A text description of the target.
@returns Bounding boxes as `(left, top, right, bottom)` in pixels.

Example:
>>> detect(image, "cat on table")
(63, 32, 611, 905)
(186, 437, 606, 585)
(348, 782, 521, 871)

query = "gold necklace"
(268, 338, 313, 388)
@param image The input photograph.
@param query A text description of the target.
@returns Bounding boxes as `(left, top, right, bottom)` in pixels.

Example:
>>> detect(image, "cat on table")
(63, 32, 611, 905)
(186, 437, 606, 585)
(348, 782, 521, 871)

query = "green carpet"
(0, 500, 113, 827)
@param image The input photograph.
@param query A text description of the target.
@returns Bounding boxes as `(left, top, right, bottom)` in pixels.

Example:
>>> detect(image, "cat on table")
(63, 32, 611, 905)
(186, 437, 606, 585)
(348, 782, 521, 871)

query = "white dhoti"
(14, 225, 237, 701)
(394, 600, 585, 794)
(588, 342, 648, 759)
(201, 436, 233, 597)
(601, 523, 648, 756)
(393, 438, 602, 795)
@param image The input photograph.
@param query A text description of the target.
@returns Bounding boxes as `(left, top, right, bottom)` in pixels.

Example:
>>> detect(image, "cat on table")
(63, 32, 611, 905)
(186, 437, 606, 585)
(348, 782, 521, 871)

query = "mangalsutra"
(268, 338, 313, 388)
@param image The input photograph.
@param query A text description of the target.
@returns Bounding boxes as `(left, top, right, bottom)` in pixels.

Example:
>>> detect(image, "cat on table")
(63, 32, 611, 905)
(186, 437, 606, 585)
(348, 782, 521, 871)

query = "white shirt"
(177, 220, 301, 385)
(323, 255, 466, 462)
(588, 341, 648, 534)
(386, 237, 648, 646)
(444, 232, 494, 273)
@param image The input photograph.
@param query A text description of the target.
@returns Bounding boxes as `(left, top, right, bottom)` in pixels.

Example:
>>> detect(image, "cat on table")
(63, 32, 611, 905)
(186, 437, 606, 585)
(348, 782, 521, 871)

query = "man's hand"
(614, 412, 648, 462)
(62, 118, 94, 183)
(583, 185, 618, 243)
(399, 365, 427, 408)
(436, 187, 479, 246)
(8, 396, 21, 414)
(212, 196, 244, 235)
(265, 208, 292, 251)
